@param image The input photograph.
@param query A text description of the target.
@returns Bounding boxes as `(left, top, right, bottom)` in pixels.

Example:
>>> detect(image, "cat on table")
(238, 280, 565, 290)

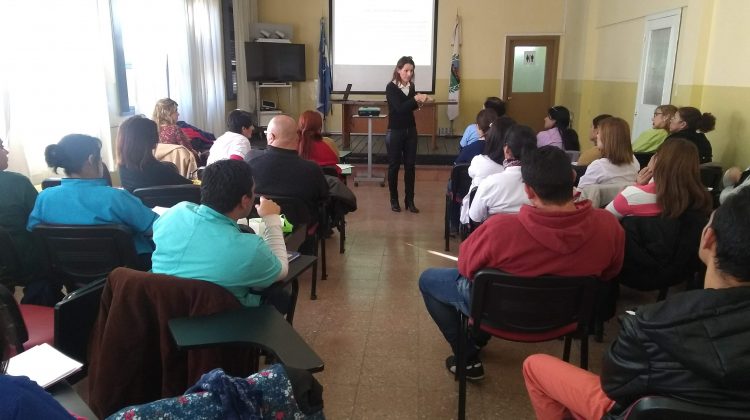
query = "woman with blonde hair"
(152, 98, 199, 160)
(578, 117, 639, 188)
(606, 138, 712, 219)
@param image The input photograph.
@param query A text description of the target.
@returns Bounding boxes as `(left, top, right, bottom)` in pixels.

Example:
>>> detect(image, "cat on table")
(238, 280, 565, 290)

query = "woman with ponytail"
(537, 105, 580, 151)
(666, 106, 715, 164)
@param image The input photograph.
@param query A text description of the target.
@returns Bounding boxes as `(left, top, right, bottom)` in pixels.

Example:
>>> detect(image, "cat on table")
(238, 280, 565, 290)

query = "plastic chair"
(0, 283, 54, 355)
(31, 224, 140, 291)
(573, 164, 588, 187)
(444, 163, 471, 251)
(621, 396, 750, 419)
(0, 227, 27, 288)
(41, 178, 62, 190)
(54, 277, 106, 384)
(133, 184, 202, 208)
(456, 269, 599, 420)
(634, 152, 655, 170)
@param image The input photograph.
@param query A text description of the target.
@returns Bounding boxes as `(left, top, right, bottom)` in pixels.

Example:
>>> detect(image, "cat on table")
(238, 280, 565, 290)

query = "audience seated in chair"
(247, 115, 329, 252)
(665, 106, 715, 164)
(207, 109, 254, 165)
(152, 98, 201, 163)
(117, 115, 191, 192)
(0, 138, 38, 290)
(419, 146, 624, 381)
(522, 187, 750, 420)
(0, 310, 76, 420)
(465, 124, 537, 223)
(606, 138, 713, 220)
(576, 114, 612, 166)
(297, 110, 341, 176)
(151, 159, 290, 310)
(537, 105, 579, 151)
(455, 116, 516, 226)
(454, 109, 498, 164)
(578, 117, 639, 188)
(459, 96, 506, 149)
(27, 134, 158, 258)
(632, 104, 676, 153)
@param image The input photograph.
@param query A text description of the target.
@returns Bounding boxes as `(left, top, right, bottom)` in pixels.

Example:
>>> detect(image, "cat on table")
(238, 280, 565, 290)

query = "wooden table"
(333, 100, 456, 150)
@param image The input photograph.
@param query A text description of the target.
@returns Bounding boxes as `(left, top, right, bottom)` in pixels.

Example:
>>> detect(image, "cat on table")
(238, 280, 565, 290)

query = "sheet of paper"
(6, 343, 83, 388)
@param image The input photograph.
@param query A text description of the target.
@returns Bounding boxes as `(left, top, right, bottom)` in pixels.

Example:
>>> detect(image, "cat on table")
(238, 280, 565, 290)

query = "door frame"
(502, 35, 560, 129)
(632, 9, 682, 139)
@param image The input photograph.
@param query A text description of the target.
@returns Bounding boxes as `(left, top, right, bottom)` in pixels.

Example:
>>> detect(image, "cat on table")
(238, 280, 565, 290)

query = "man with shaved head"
(247, 115, 328, 228)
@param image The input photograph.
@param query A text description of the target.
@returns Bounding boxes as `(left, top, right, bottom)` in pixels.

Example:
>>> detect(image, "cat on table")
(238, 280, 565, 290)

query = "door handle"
(507, 96, 512, 101)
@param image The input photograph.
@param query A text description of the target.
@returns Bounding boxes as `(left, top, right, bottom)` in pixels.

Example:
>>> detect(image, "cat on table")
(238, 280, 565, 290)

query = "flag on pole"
(447, 15, 461, 121)
(317, 17, 333, 116)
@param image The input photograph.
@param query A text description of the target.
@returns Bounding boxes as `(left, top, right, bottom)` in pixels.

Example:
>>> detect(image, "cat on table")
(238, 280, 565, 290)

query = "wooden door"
(503, 36, 560, 133)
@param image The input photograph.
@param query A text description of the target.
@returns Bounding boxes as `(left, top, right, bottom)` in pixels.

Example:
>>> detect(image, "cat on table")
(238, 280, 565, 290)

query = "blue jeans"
(418, 267, 480, 361)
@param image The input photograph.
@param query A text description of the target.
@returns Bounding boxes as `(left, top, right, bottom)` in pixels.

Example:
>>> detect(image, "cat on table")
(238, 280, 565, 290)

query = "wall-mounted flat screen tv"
(245, 42, 306, 82)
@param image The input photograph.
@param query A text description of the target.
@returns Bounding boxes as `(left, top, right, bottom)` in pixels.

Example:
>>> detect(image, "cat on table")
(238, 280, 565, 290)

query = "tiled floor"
(291, 166, 656, 419)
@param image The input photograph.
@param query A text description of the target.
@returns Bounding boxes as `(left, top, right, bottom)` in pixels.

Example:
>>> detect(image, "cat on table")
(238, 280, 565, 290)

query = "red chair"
(456, 269, 599, 420)
(0, 284, 54, 355)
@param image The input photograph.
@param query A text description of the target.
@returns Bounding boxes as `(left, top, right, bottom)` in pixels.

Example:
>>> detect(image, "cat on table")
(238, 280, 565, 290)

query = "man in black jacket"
(522, 187, 750, 420)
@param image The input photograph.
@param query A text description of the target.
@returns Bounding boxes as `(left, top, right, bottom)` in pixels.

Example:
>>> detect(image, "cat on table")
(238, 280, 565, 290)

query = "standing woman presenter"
(385, 56, 431, 213)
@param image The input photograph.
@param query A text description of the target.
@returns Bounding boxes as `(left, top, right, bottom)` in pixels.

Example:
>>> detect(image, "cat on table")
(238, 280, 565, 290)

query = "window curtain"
(0, 0, 112, 183)
(233, 0, 259, 113)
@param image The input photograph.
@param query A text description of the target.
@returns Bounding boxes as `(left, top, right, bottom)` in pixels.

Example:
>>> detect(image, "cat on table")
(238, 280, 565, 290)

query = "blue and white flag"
(317, 17, 333, 116)
(447, 15, 461, 121)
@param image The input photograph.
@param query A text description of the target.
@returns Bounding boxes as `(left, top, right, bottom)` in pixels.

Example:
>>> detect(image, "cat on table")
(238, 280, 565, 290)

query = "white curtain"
(183, 0, 226, 135)
(233, 0, 259, 113)
(0, 0, 112, 183)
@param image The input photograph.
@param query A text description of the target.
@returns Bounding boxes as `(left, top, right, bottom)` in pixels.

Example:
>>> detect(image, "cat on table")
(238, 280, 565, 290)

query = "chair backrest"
(132, 184, 201, 208)
(565, 150, 581, 163)
(450, 163, 472, 201)
(0, 284, 28, 354)
(54, 277, 106, 374)
(624, 396, 750, 420)
(32, 224, 139, 288)
(41, 178, 62, 190)
(578, 182, 631, 208)
(739, 168, 750, 185)
(0, 227, 22, 285)
(573, 164, 588, 187)
(699, 164, 723, 191)
(618, 212, 707, 291)
(634, 152, 655, 170)
(470, 269, 598, 339)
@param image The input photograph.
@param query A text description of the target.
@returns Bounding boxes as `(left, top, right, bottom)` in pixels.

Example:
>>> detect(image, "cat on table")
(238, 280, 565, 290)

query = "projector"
(358, 107, 380, 117)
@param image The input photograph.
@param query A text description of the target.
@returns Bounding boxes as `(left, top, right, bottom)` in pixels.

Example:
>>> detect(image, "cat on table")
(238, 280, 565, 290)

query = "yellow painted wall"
(257, 0, 566, 134)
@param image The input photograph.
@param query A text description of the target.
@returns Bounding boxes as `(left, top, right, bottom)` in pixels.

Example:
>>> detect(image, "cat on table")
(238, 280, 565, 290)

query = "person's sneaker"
(445, 355, 485, 381)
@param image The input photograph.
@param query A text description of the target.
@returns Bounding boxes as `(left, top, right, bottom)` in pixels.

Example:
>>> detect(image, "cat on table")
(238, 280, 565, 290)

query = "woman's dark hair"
(653, 138, 712, 218)
(504, 125, 538, 161)
(391, 56, 416, 84)
(45, 134, 102, 176)
(227, 109, 255, 134)
(521, 146, 575, 205)
(484, 116, 516, 164)
(475, 109, 498, 136)
(484, 97, 506, 116)
(117, 115, 158, 170)
(677, 107, 716, 133)
(548, 106, 579, 151)
(201, 159, 254, 214)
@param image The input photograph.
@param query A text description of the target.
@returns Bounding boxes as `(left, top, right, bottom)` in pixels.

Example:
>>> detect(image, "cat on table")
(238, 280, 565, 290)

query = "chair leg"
(444, 196, 451, 252)
(580, 332, 589, 370)
(562, 336, 572, 363)
(286, 278, 299, 325)
(339, 218, 345, 254)
(457, 312, 467, 420)
(320, 234, 327, 280)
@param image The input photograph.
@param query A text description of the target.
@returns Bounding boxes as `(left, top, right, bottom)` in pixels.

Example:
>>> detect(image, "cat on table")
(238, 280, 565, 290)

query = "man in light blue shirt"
(151, 159, 289, 308)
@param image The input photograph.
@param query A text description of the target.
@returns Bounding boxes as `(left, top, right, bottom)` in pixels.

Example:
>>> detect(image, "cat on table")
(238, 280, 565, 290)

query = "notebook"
(287, 251, 301, 262)
(6, 343, 83, 388)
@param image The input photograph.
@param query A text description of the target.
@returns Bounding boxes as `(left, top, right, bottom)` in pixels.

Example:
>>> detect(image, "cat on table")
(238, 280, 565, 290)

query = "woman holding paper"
(385, 56, 431, 213)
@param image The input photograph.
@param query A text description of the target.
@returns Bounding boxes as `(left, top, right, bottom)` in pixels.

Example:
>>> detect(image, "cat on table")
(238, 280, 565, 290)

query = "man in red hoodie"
(419, 146, 625, 381)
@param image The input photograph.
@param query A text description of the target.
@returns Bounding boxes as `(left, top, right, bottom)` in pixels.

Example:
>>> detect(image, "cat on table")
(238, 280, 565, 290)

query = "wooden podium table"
(333, 100, 456, 150)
